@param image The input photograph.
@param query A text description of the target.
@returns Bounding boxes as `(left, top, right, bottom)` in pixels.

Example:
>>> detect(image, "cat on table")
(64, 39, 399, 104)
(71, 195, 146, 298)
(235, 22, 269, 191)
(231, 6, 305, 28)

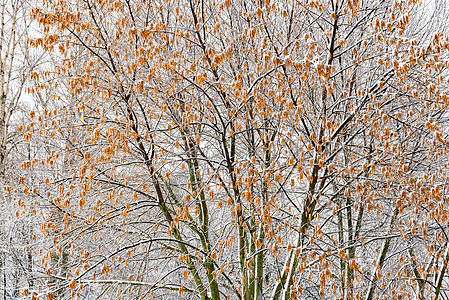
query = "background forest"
(2, 0, 449, 299)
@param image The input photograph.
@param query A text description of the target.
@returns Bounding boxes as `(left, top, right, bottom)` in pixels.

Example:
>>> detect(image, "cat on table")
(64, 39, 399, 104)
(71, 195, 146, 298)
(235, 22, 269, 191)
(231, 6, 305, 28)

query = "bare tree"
(0, 0, 48, 298)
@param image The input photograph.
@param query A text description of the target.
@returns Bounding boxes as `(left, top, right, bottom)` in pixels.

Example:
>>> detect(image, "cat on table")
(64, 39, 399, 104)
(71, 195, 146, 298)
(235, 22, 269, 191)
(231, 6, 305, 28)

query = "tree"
(26, 0, 449, 299)
(0, 0, 49, 298)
